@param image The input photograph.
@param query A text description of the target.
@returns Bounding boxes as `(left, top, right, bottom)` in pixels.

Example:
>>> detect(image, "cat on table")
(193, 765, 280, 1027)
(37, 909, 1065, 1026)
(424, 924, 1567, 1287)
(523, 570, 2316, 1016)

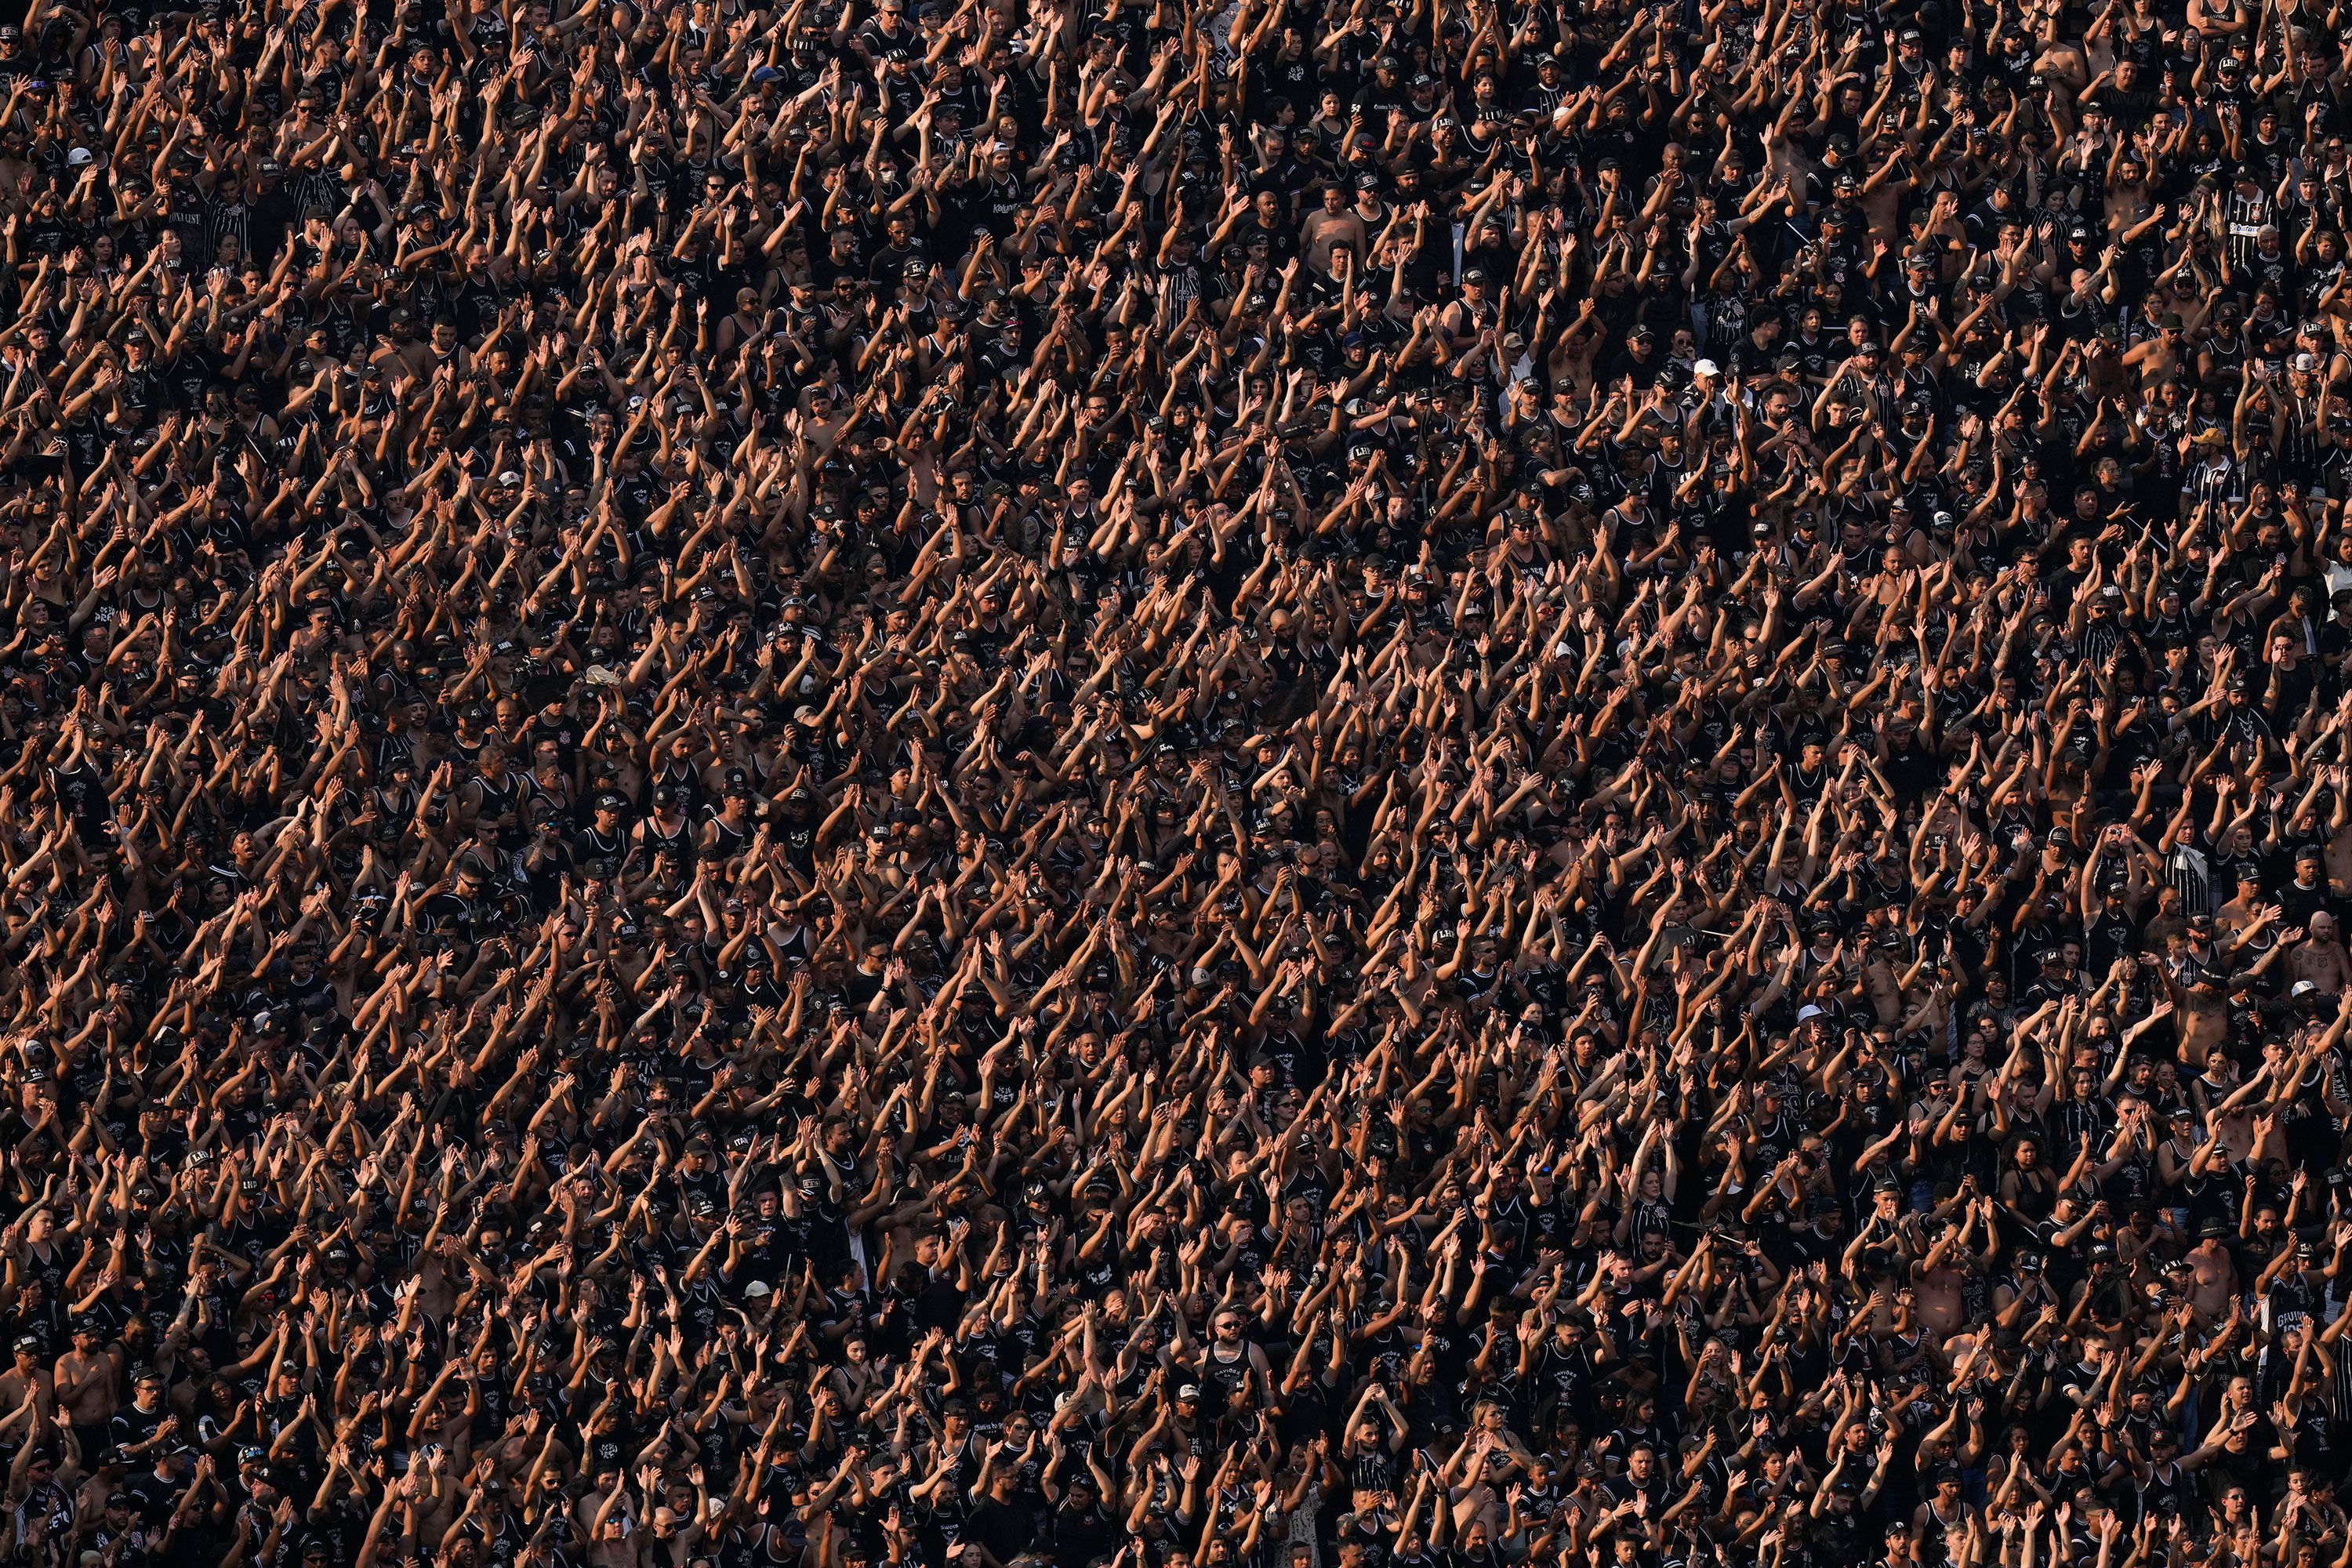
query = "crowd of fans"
(11, 0, 2352, 1561)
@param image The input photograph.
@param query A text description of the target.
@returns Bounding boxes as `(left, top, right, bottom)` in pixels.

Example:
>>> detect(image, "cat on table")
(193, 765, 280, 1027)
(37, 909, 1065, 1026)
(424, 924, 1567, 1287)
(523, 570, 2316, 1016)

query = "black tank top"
(705, 814, 750, 859)
(643, 814, 696, 863)
(1203, 1341, 1252, 1410)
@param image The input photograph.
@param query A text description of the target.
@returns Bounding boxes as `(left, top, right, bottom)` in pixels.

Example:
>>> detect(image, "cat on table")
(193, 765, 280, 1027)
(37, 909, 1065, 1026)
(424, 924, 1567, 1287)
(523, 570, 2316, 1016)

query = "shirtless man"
(2325, 761, 2352, 895)
(0, 1336, 53, 1446)
(2289, 913, 2352, 993)
(2122, 311, 2194, 389)
(50, 1320, 118, 1465)
(1861, 942, 1906, 1026)
(1909, 1199, 1989, 1345)
(2216, 867, 2276, 945)
(2186, 1217, 2241, 1323)
(2167, 972, 2231, 1069)
(1298, 182, 1367, 278)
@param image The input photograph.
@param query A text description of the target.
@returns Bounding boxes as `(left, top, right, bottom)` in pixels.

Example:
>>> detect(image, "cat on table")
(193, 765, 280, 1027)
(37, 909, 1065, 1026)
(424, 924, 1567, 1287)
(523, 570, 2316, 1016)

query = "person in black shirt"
(960, 1465, 1035, 1568)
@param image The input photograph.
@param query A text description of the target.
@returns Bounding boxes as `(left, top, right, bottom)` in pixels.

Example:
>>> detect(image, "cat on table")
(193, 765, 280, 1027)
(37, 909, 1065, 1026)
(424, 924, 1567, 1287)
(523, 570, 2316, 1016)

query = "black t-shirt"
(109, 1403, 168, 1454)
(1049, 1504, 1116, 1566)
(2280, 877, 2336, 928)
(120, 1467, 185, 1527)
(962, 1496, 1033, 1563)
